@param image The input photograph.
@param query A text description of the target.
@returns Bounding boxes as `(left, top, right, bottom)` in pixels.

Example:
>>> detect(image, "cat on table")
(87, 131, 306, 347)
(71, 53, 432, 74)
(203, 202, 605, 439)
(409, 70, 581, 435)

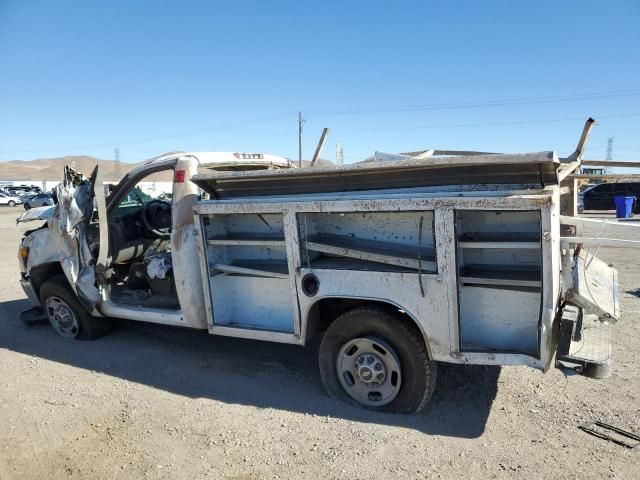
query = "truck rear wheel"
(318, 306, 436, 413)
(39, 275, 111, 340)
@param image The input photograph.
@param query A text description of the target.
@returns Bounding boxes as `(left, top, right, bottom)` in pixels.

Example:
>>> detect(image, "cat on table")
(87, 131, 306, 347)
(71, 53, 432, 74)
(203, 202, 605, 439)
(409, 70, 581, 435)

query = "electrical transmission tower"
(298, 112, 305, 168)
(606, 137, 614, 161)
(114, 148, 121, 178)
(336, 142, 343, 166)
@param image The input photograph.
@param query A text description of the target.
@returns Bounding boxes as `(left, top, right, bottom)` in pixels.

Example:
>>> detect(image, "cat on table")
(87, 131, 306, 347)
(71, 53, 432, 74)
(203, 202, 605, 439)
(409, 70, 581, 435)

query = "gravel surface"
(0, 208, 638, 479)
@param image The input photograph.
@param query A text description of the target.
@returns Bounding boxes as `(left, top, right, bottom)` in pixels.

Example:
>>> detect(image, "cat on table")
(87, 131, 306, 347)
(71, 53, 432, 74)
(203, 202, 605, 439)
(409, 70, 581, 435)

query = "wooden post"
(559, 177, 577, 217)
(310, 128, 330, 167)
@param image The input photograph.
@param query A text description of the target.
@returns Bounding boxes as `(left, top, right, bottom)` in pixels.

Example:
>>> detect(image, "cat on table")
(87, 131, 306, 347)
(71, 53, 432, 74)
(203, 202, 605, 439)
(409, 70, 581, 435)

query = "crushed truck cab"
(16, 124, 637, 413)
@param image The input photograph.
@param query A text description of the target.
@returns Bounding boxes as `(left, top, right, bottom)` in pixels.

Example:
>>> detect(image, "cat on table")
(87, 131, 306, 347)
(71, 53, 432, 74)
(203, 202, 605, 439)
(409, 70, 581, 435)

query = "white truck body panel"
(192, 189, 557, 369)
(17, 145, 628, 376)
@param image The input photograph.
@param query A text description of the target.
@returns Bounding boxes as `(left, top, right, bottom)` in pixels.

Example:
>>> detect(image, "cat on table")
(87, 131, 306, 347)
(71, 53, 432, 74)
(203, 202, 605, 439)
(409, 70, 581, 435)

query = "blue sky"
(0, 0, 639, 164)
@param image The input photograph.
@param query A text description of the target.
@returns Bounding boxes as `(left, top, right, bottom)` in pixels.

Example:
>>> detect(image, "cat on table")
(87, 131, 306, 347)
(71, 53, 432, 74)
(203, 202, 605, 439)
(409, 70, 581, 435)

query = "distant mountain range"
(0, 154, 337, 184)
(0, 155, 145, 182)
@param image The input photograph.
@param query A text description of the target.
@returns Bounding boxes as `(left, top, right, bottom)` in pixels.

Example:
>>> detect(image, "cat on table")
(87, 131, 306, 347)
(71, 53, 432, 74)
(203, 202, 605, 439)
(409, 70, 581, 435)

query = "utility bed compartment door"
(210, 275, 294, 332)
(455, 210, 543, 356)
(195, 211, 301, 341)
(567, 252, 619, 322)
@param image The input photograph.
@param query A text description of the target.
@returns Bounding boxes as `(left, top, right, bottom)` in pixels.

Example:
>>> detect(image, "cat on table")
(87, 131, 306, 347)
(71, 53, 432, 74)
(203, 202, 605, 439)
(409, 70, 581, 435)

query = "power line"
(3, 92, 640, 157)
(119, 130, 297, 163)
(5, 88, 639, 156)
(146, 112, 639, 157)
(0, 114, 294, 155)
(330, 112, 640, 134)
(307, 90, 640, 116)
(5, 89, 639, 155)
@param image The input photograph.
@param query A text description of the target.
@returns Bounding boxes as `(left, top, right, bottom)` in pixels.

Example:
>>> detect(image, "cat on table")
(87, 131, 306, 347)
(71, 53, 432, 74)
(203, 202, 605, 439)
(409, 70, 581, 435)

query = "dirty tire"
(8, 200, 16, 207)
(319, 306, 436, 414)
(39, 274, 111, 340)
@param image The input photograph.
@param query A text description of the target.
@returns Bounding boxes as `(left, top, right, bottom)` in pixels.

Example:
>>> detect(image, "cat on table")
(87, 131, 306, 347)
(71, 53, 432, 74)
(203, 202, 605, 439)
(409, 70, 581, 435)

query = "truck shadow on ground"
(0, 298, 498, 438)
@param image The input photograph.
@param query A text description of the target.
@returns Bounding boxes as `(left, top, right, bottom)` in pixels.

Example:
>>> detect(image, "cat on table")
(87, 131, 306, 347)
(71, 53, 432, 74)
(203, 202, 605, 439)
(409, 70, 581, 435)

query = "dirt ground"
(0, 206, 638, 480)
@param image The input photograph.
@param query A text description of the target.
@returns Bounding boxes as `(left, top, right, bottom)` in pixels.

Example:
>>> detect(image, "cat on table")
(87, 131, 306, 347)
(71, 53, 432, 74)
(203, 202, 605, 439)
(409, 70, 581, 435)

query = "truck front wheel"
(318, 306, 436, 413)
(39, 275, 111, 340)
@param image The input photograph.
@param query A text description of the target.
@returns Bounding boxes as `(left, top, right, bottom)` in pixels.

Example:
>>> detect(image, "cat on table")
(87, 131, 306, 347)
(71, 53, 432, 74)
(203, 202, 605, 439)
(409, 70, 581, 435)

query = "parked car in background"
(580, 182, 640, 213)
(5, 185, 41, 196)
(20, 192, 38, 202)
(22, 192, 54, 210)
(0, 192, 22, 207)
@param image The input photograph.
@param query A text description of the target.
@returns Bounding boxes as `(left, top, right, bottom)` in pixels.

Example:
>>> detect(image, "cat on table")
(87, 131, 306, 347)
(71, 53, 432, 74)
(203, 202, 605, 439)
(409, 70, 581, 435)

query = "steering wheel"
(141, 199, 172, 238)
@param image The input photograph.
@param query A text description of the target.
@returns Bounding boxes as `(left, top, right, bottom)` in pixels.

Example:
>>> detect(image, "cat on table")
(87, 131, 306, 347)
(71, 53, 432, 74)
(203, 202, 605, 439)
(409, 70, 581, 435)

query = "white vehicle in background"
(0, 192, 22, 207)
(6, 185, 41, 196)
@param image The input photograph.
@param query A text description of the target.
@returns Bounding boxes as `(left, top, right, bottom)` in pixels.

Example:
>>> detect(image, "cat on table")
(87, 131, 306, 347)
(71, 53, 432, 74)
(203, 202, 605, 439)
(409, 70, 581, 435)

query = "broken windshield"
(120, 186, 152, 206)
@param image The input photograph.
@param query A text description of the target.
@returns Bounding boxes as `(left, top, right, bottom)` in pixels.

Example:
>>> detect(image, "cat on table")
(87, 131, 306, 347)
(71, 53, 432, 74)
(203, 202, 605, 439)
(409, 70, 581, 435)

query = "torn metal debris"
(580, 421, 640, 449)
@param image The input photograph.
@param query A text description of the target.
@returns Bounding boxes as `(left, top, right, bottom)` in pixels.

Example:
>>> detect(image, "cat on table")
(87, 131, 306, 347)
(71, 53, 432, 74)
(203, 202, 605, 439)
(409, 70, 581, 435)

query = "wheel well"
(29, 262, 65, 297)
(305, 297, 429, 353)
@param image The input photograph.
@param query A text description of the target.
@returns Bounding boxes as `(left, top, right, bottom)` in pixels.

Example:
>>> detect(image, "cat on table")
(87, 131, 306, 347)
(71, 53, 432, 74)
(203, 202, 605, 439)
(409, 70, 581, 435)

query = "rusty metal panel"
(192, 152, 559, 198)
(194, 193, 553, 216)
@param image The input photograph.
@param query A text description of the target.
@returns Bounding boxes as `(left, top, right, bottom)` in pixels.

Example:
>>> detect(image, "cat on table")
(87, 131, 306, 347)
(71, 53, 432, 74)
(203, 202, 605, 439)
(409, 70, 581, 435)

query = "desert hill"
(0, 154, 336, 184)
(0, 156, 141, 182)
(0, 154, 183, 182)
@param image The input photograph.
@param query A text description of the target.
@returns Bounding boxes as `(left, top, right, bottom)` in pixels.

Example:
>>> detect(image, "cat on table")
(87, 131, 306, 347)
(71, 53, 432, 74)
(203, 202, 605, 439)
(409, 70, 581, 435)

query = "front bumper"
(20, 276, 41, 307)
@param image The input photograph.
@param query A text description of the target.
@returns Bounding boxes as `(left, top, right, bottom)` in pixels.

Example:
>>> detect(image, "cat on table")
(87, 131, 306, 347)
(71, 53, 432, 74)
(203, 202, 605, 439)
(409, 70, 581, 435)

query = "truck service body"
(17, 124, 634, 413)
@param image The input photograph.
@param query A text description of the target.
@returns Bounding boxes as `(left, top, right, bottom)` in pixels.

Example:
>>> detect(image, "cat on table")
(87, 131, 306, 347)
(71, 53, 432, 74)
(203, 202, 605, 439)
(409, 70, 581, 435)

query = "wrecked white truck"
(16, 122, 634, 413)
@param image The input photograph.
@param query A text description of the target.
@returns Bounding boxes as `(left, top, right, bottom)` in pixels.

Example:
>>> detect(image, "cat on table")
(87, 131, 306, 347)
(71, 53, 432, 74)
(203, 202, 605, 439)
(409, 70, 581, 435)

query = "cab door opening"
(102, 166, 179, 310)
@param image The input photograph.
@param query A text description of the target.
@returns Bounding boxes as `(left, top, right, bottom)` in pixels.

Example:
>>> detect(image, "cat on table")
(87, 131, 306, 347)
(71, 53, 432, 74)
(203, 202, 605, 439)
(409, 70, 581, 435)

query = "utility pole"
(298, 112, 304, 167)
(336, 142, 343, 166)
(606, 137, 614, 161)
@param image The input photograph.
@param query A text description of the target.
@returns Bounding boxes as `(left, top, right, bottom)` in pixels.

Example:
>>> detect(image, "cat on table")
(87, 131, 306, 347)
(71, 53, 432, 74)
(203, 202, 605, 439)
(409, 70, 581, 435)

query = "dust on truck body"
(17, 121, 631, 413)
